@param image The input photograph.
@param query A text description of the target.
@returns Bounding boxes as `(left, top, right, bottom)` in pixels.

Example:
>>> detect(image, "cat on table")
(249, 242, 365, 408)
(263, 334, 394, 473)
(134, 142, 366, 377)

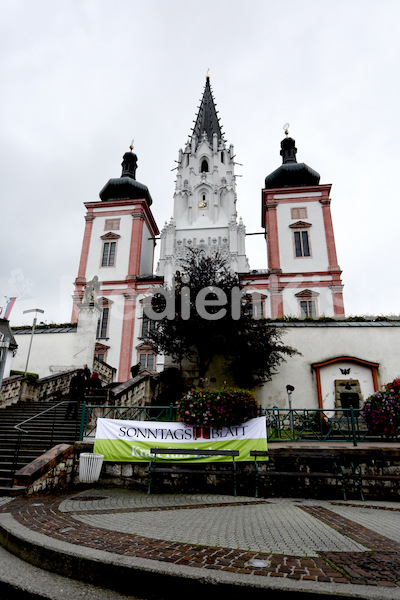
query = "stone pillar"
(71, 302, 101, 372)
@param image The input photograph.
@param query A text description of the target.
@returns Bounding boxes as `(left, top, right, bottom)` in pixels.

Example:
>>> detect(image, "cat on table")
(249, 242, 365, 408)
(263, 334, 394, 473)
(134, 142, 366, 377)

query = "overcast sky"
(1, 0, 399, 325)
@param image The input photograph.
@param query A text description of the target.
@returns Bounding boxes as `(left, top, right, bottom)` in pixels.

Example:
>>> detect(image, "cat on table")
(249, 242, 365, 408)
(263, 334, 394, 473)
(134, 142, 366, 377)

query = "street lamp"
(23, 308, 44, 377)
(286, 384, 295, 436)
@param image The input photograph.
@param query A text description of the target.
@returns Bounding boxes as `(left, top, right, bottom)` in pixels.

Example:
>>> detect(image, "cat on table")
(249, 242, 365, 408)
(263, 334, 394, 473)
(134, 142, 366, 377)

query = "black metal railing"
(80, 403, 178, 440)
(80, 404, 375, 447)
(11, 400, 80, 483)
(260, 406, 370, 445)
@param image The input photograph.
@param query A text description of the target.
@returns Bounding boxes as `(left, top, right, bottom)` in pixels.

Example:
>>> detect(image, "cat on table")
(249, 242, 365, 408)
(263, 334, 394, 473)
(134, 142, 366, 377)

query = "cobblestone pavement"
(3, 488, 400, 590)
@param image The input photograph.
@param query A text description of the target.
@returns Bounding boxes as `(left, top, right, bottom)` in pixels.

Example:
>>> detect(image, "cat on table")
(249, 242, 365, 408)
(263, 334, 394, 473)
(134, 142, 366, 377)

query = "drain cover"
(247, 559, 270, 568)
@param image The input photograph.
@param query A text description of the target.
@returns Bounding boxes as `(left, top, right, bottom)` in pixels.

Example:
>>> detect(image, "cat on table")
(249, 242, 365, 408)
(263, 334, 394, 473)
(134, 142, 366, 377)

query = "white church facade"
(9, 75, 398, 412)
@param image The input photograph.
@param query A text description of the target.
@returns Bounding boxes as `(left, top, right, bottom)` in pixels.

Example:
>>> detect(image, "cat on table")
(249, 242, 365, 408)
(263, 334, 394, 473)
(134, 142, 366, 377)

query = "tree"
(142, 249, 298, 388)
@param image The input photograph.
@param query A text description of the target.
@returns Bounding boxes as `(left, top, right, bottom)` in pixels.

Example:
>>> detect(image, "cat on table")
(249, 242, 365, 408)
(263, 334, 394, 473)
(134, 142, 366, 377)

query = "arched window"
(200, 159, 209, 173)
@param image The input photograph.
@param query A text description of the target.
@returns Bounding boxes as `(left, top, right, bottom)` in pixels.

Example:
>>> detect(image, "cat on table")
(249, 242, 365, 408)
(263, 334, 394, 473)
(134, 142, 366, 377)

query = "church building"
(67, 74, 400, 413)
(5, 74, 397, 411)
(71, 75, 345, 382)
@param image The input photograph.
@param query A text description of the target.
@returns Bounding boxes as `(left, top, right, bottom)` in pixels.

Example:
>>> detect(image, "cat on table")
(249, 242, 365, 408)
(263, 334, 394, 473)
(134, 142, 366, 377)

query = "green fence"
(80, 404, 178, 440)
(80, 404, 373, 446)
(260, 407, 370, 445)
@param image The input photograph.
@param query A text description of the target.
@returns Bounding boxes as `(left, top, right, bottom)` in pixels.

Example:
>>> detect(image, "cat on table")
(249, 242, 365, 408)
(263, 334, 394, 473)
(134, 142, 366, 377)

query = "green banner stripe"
(93, 438, 268, 462)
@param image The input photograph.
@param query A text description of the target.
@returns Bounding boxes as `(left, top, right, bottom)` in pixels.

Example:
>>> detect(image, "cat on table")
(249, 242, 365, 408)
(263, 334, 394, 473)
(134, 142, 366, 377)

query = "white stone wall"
(255, 323, 400, 410)
(11, 331, 76, 378)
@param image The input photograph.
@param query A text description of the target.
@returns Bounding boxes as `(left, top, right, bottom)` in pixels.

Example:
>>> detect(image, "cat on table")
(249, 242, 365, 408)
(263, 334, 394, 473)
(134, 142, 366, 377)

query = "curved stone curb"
(0, 513, 398, 600)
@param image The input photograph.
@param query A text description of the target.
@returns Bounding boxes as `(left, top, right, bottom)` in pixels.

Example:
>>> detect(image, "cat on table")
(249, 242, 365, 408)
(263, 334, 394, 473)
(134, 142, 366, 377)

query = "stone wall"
(0, 370, 78, 408)
(14, 444, 74, 494)
(93, 357, 116, 385)
(73, 442, 400, 501)
(12, 440, 400, 501)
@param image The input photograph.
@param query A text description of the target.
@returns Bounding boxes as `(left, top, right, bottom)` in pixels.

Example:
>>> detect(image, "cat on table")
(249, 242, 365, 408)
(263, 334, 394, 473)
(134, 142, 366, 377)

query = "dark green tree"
(142, 249, 298, 388)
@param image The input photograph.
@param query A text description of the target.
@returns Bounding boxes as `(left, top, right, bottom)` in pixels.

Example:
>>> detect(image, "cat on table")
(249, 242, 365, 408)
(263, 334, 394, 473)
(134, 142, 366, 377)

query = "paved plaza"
(2, 488, 400, 598)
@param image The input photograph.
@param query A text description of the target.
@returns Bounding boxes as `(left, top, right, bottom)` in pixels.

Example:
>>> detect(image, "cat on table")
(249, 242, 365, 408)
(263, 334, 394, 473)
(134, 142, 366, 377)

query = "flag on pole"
(2, 297, 17, 320)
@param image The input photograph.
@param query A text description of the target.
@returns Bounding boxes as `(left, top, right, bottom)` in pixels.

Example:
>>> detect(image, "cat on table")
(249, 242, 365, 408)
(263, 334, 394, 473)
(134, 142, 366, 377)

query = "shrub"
(363, 378, 400, 439)
(176, 386, 258, 429)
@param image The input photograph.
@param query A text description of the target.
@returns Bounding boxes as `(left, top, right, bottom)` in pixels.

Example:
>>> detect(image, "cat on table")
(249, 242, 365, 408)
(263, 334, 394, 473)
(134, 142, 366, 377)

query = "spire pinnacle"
(191, 76, 223, 149)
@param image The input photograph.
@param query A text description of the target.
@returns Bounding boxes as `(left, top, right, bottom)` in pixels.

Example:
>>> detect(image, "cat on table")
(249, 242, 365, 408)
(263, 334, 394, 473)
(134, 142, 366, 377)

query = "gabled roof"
(191, 76, 223, 149)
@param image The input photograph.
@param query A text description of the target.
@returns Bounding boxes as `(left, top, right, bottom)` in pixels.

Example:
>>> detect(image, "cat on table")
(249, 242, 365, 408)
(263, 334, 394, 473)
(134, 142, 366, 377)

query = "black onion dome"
(99, 150, 153, 205)
(264, 136, 320, 189)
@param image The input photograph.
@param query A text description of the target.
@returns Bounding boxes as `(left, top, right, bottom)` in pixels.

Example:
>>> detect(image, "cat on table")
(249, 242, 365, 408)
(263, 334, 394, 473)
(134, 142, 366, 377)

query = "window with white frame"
(295, 290, 319, 318)
(141, 314, 155, 339)
(294, 230, 310, 257)
(96, 307, 109, 338)
(96, 298, 112, 339)
(290, 222, 312, 258)
(100, 233, 120, 267)
(246, 292, 266, 319)
(300, 299, 316, 317)
(138, 350, 156, 372)
(94, 342, 109, 363)
(101, 241, 116, 266)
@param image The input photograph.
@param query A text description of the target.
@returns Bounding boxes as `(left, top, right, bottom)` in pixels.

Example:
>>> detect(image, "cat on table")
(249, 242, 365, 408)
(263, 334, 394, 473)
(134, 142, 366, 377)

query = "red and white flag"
(2, 297, 17, 320)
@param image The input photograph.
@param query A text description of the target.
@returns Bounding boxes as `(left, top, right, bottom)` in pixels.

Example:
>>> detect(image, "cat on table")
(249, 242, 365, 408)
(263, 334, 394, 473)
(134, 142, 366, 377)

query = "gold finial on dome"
(283, 123, 290, 136)
(206, 68, 210, 79)
(129, 139, 134, 151)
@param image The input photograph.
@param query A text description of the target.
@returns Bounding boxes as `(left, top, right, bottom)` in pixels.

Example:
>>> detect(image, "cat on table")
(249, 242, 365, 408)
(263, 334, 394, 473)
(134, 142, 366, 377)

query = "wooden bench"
(250, 450, 363, 500)
(147, 448, 240, 496)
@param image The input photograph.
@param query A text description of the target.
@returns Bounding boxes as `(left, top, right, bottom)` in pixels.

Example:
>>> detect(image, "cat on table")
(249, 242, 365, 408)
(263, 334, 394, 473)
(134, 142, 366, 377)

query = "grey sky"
(1, 0, 399, 325)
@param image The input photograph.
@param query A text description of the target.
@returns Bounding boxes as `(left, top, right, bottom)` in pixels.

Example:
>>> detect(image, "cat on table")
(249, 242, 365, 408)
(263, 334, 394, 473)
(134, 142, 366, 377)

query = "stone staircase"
(0, 398, 82, 492)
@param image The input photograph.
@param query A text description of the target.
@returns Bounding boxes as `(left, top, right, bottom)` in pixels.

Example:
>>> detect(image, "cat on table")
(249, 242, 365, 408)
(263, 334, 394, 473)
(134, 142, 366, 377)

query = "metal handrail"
(11, 399, 79, 484)
(14, 400, 74, 433)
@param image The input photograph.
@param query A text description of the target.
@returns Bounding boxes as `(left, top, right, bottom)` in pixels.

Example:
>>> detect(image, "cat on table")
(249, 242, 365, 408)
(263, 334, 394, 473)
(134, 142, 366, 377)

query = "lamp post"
(23, 308, 44, 377)
(286, 384, 295, 437)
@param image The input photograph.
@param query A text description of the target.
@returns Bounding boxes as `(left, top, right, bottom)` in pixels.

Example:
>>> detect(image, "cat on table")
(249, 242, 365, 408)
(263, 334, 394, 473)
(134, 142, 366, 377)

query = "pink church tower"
(72, 146, 160, 381)
(260, 129, 345, 319)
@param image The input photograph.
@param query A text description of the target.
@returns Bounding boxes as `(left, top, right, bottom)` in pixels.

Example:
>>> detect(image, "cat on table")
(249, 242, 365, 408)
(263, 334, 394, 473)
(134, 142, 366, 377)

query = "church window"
(104, 218, 120, 231)
(94, 343, 109, 363)
(291, 207, 307, 219)
(101, 241, 116, 267)
(221, 152, 224, 163)
(245, 292, 266, 319)
(141, 314, 155, 339)
(96, 307, 109, 339)
(200, 159, 209, 173)
(293, 230, 311, 257)
(139, 351, 156, 372)
(300, 299, 316, 318)
(295, 290, 319, 319)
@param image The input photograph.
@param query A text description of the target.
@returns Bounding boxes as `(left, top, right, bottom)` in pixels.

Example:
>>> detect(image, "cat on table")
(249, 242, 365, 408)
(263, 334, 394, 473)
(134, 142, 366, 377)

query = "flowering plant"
(176, 386, 258, 430)
(363, 378, 400, 439)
